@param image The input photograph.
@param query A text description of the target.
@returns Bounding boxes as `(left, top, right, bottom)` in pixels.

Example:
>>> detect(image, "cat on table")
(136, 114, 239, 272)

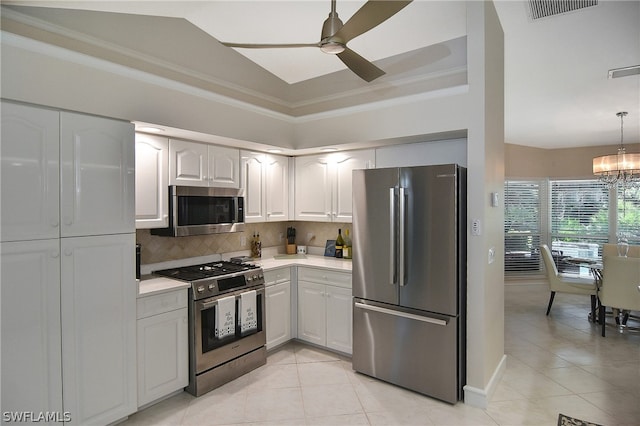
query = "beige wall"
(506, 143, 640, 179)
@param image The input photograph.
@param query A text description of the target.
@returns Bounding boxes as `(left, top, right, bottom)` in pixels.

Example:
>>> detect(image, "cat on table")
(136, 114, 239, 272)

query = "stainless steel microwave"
(150, 186, 245, 237)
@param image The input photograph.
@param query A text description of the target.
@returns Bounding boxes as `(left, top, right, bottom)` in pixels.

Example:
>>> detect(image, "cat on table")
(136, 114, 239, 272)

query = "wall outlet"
(307, 233, 315, 244)
(240, 235, 246, 247)
(471, 219, 481, 236)
(279, 232, 284, 243)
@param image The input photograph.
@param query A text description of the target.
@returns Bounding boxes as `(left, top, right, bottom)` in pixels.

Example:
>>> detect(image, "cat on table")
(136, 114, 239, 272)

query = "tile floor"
(123, 280, 639, 425)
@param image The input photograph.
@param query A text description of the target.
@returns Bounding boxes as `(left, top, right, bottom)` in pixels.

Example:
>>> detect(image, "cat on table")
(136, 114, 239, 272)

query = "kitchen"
(0, 1, 505, 425)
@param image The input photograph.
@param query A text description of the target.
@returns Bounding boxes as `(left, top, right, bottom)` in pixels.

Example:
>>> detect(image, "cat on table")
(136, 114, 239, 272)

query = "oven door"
(193, 286, 265, 374)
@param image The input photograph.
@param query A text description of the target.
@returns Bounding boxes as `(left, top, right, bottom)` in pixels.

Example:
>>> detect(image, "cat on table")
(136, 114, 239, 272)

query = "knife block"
(286, 243, 297, 255)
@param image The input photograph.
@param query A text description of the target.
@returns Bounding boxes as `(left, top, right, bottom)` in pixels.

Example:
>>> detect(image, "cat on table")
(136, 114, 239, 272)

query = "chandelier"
(593, 112, 640, 188)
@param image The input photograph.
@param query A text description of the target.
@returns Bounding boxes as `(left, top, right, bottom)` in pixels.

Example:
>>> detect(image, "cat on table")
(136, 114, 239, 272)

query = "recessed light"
(137, 126, 165, 133)
(321, 147, 338, 152)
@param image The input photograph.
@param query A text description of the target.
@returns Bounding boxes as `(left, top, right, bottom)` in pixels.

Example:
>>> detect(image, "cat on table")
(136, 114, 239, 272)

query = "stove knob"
(208, 284, 215, 291)
(247, 276, 253, 282)
(258, 273, 264, 280)
(197, 286, 205, 293)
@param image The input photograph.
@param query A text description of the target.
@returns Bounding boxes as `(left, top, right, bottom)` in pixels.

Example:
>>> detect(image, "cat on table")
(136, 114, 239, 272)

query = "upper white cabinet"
(60, 112, 135, 237)
(241, 151, 290, 223)
(170, 139, 239, 188)
(135, 134, 169, 229)
(1, 102, 60, 242)
(295, 150, 374, 222)
(1, 239, 63, 418)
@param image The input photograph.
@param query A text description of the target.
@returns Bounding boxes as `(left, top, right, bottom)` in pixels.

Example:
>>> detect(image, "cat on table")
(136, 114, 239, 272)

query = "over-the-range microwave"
(151, 185, 245, 237)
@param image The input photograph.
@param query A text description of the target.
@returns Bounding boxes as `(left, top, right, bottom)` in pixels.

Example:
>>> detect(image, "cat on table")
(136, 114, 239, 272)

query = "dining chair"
(602, 243, 640, 258)
(599, 256, 640, 336)
(539, 244, 598, 319)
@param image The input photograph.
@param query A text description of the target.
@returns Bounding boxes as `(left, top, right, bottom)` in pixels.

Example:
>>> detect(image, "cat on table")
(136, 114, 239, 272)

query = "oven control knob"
(247, 276, 252, 282)
(197, 286, 205, 293)
(208, 284, 215, 291)
(253, 274, 258, 281)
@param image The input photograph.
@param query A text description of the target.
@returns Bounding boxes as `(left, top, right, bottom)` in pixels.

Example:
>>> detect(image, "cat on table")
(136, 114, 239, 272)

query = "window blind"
(550, 179, 609, 259)
(617, 186, 640, 244)
(504, 180, 543, 275)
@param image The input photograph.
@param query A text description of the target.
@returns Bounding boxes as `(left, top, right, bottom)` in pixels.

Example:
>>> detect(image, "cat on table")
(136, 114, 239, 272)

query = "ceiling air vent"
(608, 65, 640, 79)
(527, 0, 598, 20)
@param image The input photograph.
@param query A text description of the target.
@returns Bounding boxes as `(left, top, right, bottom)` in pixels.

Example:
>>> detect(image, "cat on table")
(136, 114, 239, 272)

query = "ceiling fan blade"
(221, 42, 320, 49)
(333, 0, 412, 43)
(337, 47, 385, 82)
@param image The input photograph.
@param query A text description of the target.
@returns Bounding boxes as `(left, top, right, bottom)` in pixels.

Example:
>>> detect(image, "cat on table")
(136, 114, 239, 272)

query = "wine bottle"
(335, 228, 344, 258)
(343, 228, 352, 259)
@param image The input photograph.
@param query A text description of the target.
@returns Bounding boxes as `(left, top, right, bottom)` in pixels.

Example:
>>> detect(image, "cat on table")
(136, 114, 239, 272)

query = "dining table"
(564, 257, 603, 323)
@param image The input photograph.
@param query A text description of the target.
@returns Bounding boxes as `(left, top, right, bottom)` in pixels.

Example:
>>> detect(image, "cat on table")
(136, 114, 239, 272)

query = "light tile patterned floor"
(124, 280, 640, 425)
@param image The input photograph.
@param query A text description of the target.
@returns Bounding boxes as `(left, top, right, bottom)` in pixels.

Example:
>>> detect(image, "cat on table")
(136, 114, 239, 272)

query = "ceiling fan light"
(320, 41, 345, 54)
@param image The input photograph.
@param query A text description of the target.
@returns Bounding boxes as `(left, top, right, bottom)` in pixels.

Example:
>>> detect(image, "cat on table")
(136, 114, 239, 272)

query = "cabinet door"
(60, 112, 135, 237)
(209, 145, 240, 188)
(241, 151, 266, 223)
(265, 154, 289, 221)
(297, 281, 326, 346)
(1, 239, 63, 420)
(326, 285, 353, 354)
(137, 307, 188, 407)
(169, 139, 208, 186)
(135, 134, 168, 228)
(294, 155, 332, 222)
(61, 234, 137, 425)
(1, 102, 60, 242)
(334, 150, 375, 222)
(266, 281, 292, 350)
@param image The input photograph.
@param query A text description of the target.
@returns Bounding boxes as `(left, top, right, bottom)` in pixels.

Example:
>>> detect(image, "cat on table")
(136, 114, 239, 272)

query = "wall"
(506, 142, 640, 178)
(137, 221, 350, 265)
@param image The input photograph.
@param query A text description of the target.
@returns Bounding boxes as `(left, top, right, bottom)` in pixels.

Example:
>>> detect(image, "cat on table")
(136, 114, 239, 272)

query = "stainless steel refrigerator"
(352, 164, 466, 404)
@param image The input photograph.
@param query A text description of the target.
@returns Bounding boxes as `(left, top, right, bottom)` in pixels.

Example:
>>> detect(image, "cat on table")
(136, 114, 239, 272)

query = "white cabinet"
(1, 102, 60, 242)
(241, 151, 290, 223)
(264, 268, 292, 350)
(60, 112, 135, 237)
(137, 289, 188, 407)
(1, 239, 63, 419)
(297, 267, 352, 354)
(295, 150, 374, 222)
(1, 102, 137, 425)
(170, 139, 239, 188)
(60, 233, 137, 426)
(135, 134, 168, 229)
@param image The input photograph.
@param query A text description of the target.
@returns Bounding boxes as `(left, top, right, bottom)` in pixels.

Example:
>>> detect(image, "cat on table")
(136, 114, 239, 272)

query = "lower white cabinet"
(137, 289, 188, 407)
(264, 268, 292, 350)
(60, 233, 137, 426)
(1, 239, 63, 420)
(297, 267, 352, 354)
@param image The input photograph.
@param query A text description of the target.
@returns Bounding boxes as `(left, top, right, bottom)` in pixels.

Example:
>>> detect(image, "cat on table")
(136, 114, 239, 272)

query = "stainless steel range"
(154, 260, 266, 396)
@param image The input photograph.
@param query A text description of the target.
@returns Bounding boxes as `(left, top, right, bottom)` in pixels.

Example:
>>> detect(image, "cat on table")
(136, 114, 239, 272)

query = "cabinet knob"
(64, 248, 72, 256)
(50, 220, 59, 228)
(64, 218, 72, 226)
(51, 251, 60, 259)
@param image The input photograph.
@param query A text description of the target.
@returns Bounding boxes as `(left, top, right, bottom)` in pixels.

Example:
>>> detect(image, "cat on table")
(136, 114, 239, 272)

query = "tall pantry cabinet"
(1, 101, 137, 425)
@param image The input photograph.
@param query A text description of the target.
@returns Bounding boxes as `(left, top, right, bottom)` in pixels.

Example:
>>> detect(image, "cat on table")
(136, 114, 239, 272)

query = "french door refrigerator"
(352, 164, 466, 404)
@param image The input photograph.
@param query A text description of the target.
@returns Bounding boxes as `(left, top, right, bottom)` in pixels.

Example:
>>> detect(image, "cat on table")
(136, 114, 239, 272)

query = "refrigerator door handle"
(398, 186, 406, 286)
(389, 187, 397, 285)
(354, 302, 448, 326)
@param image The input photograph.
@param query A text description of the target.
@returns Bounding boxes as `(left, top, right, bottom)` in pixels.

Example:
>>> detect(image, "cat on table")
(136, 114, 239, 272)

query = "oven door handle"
(201, 299, 219, 310)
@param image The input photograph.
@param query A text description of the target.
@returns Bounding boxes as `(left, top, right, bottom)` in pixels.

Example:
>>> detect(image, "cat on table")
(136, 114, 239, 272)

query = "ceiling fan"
(220, 0, 413, 82)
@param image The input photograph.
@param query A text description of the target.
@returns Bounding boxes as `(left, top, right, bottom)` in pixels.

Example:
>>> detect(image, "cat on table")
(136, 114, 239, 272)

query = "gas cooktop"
(153, 261, 259, 282)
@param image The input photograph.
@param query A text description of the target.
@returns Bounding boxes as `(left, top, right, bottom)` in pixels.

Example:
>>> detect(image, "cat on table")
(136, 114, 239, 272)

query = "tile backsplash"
(137, 221, 352, 264)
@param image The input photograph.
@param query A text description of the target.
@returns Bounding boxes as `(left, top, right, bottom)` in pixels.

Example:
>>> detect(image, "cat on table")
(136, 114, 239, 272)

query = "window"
(504, 181, 543, 274)
(550, 179, 608, 259)
(617, 185, 640, 244)
(504, 177, 640, 277)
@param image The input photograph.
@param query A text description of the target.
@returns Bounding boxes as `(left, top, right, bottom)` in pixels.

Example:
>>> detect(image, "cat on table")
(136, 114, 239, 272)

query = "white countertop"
(254, 254, 352, 273)
(138, 253, 351, 297)
(137, 276, 190, 298)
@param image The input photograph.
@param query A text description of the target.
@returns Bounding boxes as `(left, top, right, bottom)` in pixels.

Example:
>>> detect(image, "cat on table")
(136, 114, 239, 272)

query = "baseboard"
(463, 354, 507, 408)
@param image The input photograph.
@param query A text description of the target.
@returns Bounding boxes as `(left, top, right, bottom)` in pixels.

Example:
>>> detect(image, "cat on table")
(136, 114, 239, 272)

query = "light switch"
(488, 247, 495, 264)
